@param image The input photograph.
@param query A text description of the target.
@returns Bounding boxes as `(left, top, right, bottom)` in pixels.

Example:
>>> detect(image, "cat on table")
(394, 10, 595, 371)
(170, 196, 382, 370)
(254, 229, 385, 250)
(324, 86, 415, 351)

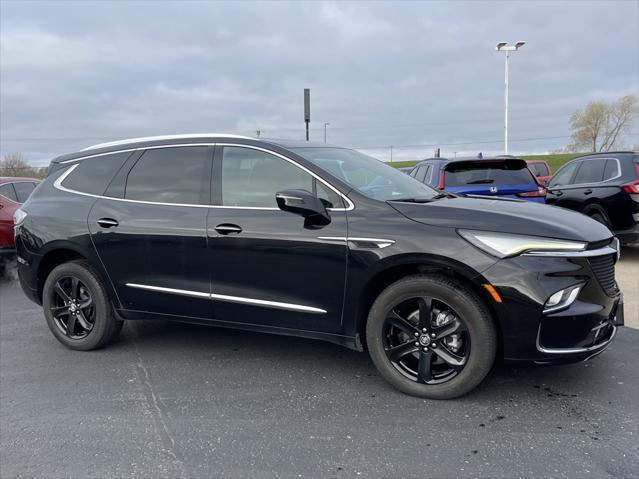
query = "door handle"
(215, 223, 242, 235)
(584, 189, 593, 195)
(550, 190, 563, 196)
(97, 218, 119, 228)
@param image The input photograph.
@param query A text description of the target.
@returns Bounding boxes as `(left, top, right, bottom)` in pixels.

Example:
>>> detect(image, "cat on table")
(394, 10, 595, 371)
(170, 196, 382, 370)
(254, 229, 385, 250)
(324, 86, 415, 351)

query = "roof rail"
(82, 133, 254, 151)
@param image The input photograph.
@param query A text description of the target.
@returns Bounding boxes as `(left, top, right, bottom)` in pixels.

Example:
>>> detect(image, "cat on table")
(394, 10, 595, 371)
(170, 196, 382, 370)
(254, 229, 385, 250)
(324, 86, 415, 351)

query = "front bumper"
(481, 244, 621, 363)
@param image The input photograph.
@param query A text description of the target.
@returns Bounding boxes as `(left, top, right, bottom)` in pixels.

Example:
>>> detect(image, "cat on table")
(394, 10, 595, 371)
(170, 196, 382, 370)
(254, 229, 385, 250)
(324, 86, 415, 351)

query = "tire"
(589, 211, 610, 228)
(42, 260, 123, 350)
(366, 275, 497, 399)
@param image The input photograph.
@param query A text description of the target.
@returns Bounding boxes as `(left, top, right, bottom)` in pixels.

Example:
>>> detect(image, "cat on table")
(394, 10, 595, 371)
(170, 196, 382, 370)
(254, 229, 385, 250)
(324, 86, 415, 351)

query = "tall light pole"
(324, 122, 330, 143)
(495, 41, 525, 155)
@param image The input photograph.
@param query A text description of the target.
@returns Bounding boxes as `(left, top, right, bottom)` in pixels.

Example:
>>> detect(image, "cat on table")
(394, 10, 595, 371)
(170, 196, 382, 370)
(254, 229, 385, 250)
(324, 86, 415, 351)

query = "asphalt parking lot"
(1, 251, 637, 479)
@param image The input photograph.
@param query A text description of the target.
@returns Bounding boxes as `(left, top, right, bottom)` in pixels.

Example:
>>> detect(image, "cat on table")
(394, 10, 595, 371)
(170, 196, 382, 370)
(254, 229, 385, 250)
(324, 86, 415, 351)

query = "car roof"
(417, 156, 525, 165)
(0, 177, 40, 184)
(51, 134, 346, 164)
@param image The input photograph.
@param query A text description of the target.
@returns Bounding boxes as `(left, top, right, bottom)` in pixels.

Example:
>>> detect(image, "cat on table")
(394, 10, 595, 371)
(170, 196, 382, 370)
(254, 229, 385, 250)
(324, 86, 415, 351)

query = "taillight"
(622, 181, 639, 194)
(517, 186, 547, 197)
(437, 171, 445, 190)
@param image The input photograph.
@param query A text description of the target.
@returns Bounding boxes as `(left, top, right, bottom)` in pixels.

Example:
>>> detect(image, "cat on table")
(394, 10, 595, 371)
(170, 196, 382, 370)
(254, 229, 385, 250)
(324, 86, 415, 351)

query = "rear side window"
(444, 161, 535, 187)
(573, 159, 605, 184)
(414, 166, 427, 182)
(528, 162, 549, 176)
(0, 183, 18, 202)
(603, 159, 619, 181)
(61, 152, 131, 195)
(125, 147, 210, 205)
(12, 182, 36, 203)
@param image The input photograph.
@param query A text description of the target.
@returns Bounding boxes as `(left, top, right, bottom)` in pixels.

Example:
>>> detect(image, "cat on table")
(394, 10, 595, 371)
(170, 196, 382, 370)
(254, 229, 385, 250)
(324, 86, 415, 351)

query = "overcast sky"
(1, 0, 638, 166)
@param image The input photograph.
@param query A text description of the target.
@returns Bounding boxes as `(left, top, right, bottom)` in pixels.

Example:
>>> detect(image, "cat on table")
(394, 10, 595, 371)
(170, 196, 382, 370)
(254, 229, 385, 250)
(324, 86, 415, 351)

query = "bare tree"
(568, 94, 638, 152)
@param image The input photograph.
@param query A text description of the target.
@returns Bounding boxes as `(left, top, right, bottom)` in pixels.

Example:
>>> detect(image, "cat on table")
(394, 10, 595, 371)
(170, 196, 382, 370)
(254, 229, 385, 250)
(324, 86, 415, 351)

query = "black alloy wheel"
(366, 275, 496, 399)
(383, 296, 470, 384)
(50, 276, 96, 339)
(43, 260, 123, 350)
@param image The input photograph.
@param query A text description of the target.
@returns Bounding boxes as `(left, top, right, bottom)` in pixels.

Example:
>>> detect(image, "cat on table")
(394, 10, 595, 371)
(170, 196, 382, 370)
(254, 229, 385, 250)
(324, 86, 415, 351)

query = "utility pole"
(495, 41, 525, 155)
(390, 145, 393, 163)
(255, 130, 261, 138)
(304, 88, 310, 141)
(324, 123, 330, 143)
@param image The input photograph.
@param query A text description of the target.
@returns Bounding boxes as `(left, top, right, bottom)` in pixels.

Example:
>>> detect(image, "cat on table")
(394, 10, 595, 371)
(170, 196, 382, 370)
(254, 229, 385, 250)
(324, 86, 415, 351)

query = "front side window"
(12, 182, 36, 203)
(221, 147, 343, 208)
(292, 147, 437, 201)
(0, 183, 18, 202)
(125, 147, 209, 204)
(573, 159, 605, 184)
(549, 161, 580, 187)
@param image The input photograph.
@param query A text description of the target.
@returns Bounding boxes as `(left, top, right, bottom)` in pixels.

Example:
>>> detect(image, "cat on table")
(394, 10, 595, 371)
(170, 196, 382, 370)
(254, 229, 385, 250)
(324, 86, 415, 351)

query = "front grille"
(588, 254, 618, 297)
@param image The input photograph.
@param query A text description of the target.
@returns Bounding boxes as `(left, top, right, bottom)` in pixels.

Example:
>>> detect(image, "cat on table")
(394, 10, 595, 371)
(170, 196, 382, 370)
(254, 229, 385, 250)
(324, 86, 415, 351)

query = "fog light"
(543, 285, 582, 313)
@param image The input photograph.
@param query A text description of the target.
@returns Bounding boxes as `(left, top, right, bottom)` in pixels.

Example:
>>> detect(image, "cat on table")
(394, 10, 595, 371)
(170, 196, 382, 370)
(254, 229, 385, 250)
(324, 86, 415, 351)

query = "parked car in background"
(0, 177, 40, 259)
(526, 159, 552, 185)
(409, 156, 547, 203)
(546, 151, 639, 245)
(15, 134, 622, 399)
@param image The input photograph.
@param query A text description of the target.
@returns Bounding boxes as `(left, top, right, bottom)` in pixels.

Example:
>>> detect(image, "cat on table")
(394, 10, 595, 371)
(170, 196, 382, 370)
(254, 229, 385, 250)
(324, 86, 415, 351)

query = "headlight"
(458, 230, 586, 258)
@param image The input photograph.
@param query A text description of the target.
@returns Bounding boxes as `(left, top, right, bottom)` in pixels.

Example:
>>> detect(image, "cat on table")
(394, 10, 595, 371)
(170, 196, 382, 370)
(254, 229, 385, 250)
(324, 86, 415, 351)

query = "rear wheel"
(588, 210, 611, 228)
(42, 260, 123, 350)
(366, 275, 497, 399)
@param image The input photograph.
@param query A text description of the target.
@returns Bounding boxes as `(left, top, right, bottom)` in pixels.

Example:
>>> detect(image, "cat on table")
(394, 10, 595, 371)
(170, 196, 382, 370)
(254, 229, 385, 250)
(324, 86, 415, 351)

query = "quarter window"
(12, 182, 36, 203)
(0, 183, 18, 202)
(125, 147, 210, 205)
(573, 159, 605, 184)
(62, 152, 131, 195)
(603, 159, 619, 181)
(221, 147, 343, 208)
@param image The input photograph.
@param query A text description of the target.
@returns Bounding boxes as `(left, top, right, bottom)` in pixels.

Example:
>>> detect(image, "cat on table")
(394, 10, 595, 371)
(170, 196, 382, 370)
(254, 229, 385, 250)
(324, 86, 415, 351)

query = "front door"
(88, 145, 213, 319)
(207, 145, 349, 333)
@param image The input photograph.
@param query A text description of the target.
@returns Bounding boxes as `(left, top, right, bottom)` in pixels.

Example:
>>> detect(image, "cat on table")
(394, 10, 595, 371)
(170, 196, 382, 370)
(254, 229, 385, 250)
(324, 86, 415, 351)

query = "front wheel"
(42, 260, 123, 350)
(366, 275, 497, 399)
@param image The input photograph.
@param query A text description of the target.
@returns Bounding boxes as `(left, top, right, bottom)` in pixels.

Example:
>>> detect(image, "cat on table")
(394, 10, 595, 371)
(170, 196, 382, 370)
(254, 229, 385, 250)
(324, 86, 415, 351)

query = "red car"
(526, 159, 553, 186)
(0, 177, 40, 258)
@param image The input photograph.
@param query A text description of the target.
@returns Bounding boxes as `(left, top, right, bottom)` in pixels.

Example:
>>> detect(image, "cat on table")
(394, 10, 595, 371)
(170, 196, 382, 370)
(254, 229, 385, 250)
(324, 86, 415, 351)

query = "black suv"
(547, 151, 639, 245)
(15, 135, 623, 399)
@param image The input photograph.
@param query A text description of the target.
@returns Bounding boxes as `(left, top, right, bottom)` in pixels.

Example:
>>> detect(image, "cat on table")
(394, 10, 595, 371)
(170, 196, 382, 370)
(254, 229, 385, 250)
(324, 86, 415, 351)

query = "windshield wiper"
(465, 179, 494, 184)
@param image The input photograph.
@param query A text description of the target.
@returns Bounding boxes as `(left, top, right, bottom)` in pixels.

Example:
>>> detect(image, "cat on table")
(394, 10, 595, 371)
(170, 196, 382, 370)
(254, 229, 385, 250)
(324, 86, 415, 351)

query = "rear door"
(206, 144, 348, 333)
(88, 145, 213, 319)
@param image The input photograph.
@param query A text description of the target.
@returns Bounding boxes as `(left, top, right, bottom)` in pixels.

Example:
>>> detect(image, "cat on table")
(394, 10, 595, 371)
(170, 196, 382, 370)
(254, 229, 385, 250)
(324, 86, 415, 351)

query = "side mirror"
(276, 189, 331, 228)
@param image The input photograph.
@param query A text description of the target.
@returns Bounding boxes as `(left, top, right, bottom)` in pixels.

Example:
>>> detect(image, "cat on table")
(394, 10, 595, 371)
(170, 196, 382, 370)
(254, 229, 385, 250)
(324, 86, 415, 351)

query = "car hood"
(388, 197, 612, 243)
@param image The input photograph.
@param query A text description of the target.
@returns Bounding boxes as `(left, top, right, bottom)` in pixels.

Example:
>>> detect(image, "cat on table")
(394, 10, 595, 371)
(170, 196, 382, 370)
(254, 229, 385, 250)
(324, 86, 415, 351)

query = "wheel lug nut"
(423, 347, 428, 352)
(422, 328, 427, 333)
(431, 333, 436, 338)
(431, 343, 437, 348)
(414, 342, 419, 346)
(414, 332, 419, 337)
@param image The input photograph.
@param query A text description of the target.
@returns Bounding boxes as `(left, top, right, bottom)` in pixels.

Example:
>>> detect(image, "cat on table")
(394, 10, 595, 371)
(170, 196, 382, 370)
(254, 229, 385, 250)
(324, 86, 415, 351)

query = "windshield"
(444, 160, 535, 187)
(291, 147, 437, 201)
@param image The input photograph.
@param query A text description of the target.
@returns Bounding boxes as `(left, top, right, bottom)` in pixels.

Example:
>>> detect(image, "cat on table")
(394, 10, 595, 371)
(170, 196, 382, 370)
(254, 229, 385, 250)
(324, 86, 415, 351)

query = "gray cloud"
(1, 0, 637, 165)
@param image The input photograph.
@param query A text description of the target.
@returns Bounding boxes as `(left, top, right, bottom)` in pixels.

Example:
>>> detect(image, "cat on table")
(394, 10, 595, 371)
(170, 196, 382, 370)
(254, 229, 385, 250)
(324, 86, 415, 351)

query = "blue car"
(408, 156, 546, 203)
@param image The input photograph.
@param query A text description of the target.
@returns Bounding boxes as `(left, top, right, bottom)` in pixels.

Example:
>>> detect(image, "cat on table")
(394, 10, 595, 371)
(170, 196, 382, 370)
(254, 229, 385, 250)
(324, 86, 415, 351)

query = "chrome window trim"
(522, 245, 617, 258)
(216, 143, 354, 211)
(54, 143, 354, 211)
(125, 283, 326, 314)
(550, 157, 622, 189)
